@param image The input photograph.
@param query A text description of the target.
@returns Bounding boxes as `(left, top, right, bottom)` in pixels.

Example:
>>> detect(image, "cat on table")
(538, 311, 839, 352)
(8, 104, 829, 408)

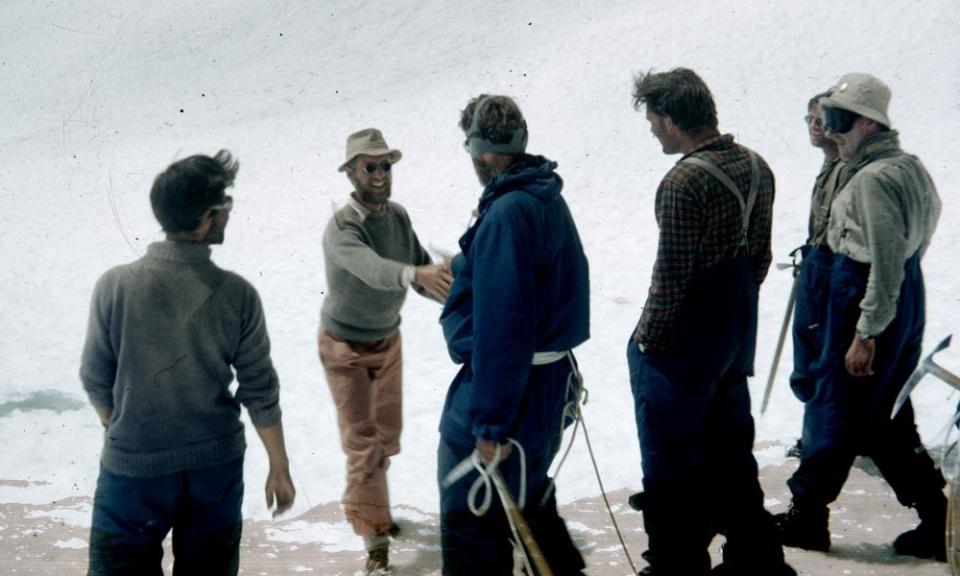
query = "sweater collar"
(147, 240, 212, 263)
(347, 194, 392, 223)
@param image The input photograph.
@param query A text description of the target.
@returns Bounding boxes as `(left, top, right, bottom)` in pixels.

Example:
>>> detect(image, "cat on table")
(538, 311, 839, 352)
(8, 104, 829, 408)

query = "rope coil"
(441, 351, 638, 574)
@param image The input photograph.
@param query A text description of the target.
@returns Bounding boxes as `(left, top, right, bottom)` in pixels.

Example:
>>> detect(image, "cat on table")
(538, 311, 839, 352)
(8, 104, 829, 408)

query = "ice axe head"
(891, 335, 952, 419)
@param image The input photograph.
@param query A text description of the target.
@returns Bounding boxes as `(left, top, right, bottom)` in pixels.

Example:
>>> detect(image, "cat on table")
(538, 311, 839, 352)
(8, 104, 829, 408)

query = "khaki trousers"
(318, 329, 402, 536)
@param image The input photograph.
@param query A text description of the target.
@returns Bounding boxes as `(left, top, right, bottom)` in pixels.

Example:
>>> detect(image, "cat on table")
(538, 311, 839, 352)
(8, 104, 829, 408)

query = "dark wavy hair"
(809, 90, 832, 110)
(459, 94, 527, 144)
(149, 150, 238, 232)
(632, 68, 718, 132)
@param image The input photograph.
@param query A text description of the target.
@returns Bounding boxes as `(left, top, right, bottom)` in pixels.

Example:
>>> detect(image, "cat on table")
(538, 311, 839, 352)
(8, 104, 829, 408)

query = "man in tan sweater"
(319, 128, 451, 575)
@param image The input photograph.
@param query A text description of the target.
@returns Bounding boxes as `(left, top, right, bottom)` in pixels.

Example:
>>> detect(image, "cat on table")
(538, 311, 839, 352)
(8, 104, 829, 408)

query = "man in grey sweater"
(81, 150, 295, 575)
(320, 128, 451, 574)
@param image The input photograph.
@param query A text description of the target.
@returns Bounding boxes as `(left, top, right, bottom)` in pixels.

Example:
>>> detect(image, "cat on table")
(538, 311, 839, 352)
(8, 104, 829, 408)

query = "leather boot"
(893, 491, 947, 562)
(773, 499, 830, 552)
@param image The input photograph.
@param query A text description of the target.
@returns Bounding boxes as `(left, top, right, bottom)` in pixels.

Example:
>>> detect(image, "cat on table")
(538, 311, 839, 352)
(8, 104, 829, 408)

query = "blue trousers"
(88, 457, 244, 576)
(438, 434, 584, 575)
(789, 254, 945, 507)
(628, 257, 785, 575)
(628, 342, 784, 575)
(790, 245, 834, 402)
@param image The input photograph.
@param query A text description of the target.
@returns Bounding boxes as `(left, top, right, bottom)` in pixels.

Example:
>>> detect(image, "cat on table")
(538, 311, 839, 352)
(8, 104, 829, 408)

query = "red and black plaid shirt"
(635, 134, 774, 355)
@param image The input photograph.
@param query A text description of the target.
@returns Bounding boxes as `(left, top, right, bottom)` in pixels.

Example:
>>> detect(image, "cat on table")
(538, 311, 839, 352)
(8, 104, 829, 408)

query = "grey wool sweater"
(321, 197, 430, 342)
(80, 241, 281, 477)
(827, 131, 941, 337)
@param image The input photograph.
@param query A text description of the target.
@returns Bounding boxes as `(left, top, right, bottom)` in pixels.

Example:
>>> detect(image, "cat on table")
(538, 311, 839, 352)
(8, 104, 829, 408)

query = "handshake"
(412, 254, 454, 303)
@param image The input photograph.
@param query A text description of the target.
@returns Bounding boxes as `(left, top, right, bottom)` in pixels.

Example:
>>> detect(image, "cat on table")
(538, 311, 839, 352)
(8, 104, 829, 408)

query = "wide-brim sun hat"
(338, 128, 402, 172)
(819, 72, 892, 128)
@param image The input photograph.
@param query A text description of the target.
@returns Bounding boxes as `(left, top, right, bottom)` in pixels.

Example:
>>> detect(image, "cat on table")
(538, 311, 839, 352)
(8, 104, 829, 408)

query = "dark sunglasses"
(803, 114, 823, 128)
(822, 106, 859, 134)
(362, 161, 392, 175)
(210, 195, 233, 212)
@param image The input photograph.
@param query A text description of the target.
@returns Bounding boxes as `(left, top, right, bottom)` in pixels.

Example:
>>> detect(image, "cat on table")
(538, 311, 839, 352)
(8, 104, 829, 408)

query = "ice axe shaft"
(489, 468, 554, 576)
(761, 265, 800, 415)
(927, 363, 960, 390)
(892, 335, 957, 418)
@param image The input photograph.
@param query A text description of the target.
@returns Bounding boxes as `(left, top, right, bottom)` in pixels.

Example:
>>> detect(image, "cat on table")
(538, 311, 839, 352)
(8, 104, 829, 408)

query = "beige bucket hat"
(820, 73, 892, 128)
(338, 128, 402, 172)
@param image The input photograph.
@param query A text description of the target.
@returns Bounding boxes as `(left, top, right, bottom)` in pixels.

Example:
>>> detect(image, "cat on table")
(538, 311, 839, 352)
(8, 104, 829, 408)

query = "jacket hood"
(478, 154, 562, 213)
(849, 130, 901, 172)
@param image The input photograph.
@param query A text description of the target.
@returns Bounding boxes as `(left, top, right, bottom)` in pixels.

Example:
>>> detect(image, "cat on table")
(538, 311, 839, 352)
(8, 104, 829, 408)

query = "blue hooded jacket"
(439, 155, 590, 450)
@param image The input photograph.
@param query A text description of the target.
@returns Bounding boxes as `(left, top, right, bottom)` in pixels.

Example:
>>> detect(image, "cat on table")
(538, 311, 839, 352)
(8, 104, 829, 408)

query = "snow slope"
(1, 0, 959, 536)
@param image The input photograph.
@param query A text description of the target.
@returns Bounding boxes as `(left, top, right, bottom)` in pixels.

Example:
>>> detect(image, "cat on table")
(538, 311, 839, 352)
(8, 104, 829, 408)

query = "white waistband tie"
(532, 351, 567, 365)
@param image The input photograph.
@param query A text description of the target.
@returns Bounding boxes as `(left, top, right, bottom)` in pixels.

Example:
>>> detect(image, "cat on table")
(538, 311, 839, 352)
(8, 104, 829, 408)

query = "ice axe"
(891, 335, 960, 419)
(489, 467, 554, 576)
(760, 254, 801, 416)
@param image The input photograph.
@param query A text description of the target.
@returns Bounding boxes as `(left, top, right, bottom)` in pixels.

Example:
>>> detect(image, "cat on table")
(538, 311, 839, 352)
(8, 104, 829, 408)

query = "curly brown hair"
(808, 90, 832, 110)
(459, 94, 527, 144)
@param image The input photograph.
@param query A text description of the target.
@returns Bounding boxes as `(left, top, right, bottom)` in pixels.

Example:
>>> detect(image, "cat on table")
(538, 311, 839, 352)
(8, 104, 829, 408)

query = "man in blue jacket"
(437, 94, 590, 575)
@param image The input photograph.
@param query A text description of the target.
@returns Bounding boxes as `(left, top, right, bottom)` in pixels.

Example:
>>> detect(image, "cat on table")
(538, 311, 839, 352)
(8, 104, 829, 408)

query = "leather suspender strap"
(679, 150, 759, 249)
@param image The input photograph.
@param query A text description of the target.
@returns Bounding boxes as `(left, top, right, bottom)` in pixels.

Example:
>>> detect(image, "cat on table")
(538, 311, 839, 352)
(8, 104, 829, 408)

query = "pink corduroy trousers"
(318, 328, 402, 536)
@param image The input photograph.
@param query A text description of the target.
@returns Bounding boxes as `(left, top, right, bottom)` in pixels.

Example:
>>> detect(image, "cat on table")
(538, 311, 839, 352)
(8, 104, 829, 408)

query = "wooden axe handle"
(490, 469, 554, 576)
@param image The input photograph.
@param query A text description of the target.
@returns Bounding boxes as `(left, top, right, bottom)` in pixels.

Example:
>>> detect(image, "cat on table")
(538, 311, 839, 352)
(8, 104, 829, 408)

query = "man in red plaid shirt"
(626, 68, 793, 576)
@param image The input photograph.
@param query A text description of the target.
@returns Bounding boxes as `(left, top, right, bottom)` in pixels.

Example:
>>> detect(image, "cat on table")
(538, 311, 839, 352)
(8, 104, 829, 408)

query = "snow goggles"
(822, 106, 859, 134)
(210, 195, 233, 211)
(462, 96, 528, 157)
(463, 128, 528, 157)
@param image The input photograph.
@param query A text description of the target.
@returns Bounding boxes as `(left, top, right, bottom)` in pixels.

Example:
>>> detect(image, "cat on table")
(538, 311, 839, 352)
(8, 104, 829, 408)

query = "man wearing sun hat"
(320, 128, 452, 574)
(776, 73, 945, 561)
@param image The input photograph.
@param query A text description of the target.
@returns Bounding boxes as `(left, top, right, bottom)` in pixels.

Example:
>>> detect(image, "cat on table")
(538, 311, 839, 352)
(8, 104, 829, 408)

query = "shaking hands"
(415, 263, 454, 303)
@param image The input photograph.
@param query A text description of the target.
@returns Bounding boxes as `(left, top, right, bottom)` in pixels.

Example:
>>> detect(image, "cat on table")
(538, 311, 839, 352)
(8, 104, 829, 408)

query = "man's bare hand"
(476, 439, 511, 465)
(845, 336, 875, 377)
(265, 464, 295, 518)
(255, 422, 295, 518)
(95, 406, 112, 428)
(415, 264, 454, 303)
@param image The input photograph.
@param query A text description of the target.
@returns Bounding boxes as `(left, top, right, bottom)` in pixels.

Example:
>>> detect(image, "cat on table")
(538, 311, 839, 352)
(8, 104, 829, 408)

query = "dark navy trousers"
(788, 253, 944, 507)
(790, 245, 834, 402)
(438, 361, 584, 575)
(88, 457, 244, 576)
(628, 257, 786, 575)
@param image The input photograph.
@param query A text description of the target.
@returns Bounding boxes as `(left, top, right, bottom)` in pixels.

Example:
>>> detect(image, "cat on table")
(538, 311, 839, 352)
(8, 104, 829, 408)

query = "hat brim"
(338, 149, 403, 172)
(819, 95, 891, 129)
